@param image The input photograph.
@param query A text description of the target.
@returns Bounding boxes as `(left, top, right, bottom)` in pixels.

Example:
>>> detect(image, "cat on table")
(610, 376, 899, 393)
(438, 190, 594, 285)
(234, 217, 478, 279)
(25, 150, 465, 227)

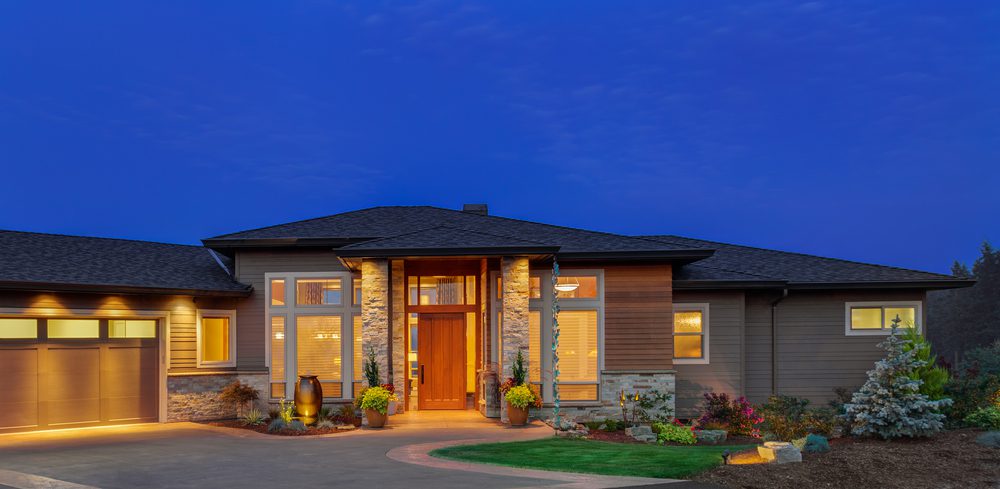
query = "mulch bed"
(587, 429, 762, 447)
(693, 429, 1000, 489)
(204, 420, 359, 436)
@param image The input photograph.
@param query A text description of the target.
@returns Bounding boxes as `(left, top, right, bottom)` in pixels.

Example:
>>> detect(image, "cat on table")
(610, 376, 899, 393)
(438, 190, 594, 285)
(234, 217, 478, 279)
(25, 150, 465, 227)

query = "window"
(271, 279, 286, 306)
(353, 278, 362, 306)
(558, 310, 599, 400)
(270, 316, 285, 398)
(0, 318, 37, 339)
(353, 316, 363, 383)
(48, 319, 100, 339)
(529, 311, 542, 384)
(109, 319, 157, 338)
(529, 276, 542, 299)
(297, 315, 342, 397)
(673, 304, 709, 364)
(198, 310, 236, 367)
(407, 275, 476, 305)
(297, 278, 342, 306)
(846, 301, 921, 335)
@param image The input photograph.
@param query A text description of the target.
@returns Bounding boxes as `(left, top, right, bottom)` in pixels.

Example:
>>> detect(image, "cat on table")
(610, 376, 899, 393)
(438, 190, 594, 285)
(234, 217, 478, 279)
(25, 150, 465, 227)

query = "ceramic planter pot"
(366, 409, 387, 428)
(294, 375, 323, 424)
(507, 401, 529, 426)
(387, 400, 399, 416)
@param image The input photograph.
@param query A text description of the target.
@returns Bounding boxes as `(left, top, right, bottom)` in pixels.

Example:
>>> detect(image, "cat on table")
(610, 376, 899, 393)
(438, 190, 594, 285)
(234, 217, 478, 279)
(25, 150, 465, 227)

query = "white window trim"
(265, 271, 358, 400)
(845, 301, 922, 336)
(196, 309, 237, 368)
(673, 303, 710, 365)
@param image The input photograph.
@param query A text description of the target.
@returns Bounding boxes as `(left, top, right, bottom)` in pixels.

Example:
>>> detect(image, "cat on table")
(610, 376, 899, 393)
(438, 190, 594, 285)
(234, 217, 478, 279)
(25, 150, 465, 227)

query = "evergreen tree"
(844, 317, 952, 439)
(928, 241, 1000, 361)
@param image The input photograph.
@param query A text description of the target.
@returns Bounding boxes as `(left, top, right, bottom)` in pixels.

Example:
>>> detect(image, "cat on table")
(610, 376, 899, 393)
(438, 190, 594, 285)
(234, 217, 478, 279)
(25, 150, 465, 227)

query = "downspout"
(770, 289, 788, 396)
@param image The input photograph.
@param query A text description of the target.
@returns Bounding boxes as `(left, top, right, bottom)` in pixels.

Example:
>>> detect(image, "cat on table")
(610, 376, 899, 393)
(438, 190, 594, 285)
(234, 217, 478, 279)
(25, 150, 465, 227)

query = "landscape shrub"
(759, 396, 836, 440)
(360, 386, 397, 414)
(506, 384, 539, 409)
(241, 407, 265, 426)
(219, 380, 260, 418)
(844, 322, 951, 438)
(697, 393, 763, 438)
(652, 422, 696, 445)
(965, 407, 1000, 430)
(901, 328, 950, 400)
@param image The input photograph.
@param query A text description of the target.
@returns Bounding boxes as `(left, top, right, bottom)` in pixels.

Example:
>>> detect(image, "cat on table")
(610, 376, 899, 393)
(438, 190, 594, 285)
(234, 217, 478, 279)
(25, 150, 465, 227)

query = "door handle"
(420, 364, 425, 384)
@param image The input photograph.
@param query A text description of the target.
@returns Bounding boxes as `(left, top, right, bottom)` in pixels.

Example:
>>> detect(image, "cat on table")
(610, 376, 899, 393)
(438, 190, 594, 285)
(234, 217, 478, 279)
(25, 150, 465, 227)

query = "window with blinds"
(558, 310, 598, 401)
(296, 316, 342, 397)
(270, 316, 285, 398)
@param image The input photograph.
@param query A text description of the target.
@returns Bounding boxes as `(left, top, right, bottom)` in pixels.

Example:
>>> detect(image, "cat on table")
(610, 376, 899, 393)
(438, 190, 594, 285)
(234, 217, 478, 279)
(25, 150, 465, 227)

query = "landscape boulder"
(757, 441, 802, 464)
(696, 430, 728, 445)
(626, 425, 657, 443)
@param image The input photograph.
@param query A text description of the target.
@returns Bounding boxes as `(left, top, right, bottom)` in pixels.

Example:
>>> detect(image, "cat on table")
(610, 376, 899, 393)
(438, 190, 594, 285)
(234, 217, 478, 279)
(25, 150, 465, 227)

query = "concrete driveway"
(0, 412, 708, 489)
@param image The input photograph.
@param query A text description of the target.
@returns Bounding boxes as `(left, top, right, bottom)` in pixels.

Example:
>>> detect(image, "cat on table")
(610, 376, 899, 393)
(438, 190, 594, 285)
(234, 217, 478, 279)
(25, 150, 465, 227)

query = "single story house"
(0, 205, 973, 432)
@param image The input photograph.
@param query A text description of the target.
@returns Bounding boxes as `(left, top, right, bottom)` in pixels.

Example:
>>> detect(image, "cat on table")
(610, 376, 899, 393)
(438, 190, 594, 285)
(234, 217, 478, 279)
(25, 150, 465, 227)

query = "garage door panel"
(102, 346, 158, 421)
(45, 347, 101, 425)
(0, 348, 39, 430)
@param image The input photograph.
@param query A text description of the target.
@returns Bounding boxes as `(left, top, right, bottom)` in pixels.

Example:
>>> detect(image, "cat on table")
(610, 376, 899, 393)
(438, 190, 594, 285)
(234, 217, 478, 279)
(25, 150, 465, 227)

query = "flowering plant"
(380, 383, 395, 394)
(697, 392, 763, 438)
(498, 377, 517, 395)
(506, 384, 541, 409)
(360, 386, 398, 415)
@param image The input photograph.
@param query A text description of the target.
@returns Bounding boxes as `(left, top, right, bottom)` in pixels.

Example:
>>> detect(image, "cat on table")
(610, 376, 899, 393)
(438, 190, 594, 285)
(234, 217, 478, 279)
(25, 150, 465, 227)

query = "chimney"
(462, 203, 489, 216)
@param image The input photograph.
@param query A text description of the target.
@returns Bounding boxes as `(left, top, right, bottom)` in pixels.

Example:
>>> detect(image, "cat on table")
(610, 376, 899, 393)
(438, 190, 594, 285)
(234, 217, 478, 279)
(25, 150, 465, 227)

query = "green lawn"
(430, 437, 754, 479)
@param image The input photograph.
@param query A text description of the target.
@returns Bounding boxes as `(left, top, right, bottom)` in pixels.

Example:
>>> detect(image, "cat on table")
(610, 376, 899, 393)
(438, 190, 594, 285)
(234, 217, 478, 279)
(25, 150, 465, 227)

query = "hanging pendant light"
(554, 277, 580, 292)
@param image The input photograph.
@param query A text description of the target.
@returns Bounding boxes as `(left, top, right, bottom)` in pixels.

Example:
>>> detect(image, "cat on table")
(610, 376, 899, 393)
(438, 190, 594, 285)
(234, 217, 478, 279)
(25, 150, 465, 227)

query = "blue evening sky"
(1, 1, 997, 273)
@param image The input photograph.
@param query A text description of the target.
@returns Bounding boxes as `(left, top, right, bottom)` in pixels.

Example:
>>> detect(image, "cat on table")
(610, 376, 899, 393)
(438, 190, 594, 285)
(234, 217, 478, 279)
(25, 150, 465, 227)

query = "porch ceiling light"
(554, 277, 580, 292)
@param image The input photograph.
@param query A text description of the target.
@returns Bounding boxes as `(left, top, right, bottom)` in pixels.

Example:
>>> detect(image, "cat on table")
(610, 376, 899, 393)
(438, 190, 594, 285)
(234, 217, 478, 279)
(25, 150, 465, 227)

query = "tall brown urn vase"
(295, 375, 323, 424)
(507, 401, 528, 426)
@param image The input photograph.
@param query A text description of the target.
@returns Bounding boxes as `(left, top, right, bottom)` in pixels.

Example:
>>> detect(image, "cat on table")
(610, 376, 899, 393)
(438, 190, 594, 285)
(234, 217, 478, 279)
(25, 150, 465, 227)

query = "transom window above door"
(407, 275, 476, 306)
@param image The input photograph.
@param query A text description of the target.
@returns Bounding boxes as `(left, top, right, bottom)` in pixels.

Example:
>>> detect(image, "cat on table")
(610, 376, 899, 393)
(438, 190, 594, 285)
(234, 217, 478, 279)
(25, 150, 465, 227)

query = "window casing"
(197, 310, 237, 368)
(673, 304, 709, 365)
(513, 269, 603, 404)
(845, 301, 922, 335)
(266, 271, 358, 400)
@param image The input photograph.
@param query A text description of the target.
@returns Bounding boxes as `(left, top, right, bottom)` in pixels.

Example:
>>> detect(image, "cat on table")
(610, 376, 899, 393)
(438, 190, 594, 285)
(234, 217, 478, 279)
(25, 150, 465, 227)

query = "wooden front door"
(417, 313, 466, 410)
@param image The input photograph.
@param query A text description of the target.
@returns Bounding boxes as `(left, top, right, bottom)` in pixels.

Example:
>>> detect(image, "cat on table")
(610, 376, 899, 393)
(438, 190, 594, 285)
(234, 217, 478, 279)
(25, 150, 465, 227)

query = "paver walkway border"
(387, 435, 685, 489)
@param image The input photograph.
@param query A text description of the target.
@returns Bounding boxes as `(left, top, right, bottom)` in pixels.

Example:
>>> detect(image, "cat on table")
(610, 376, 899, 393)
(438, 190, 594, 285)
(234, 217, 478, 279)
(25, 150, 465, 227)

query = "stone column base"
(536, 370, 676, 423)
(166, 372, 269, 422)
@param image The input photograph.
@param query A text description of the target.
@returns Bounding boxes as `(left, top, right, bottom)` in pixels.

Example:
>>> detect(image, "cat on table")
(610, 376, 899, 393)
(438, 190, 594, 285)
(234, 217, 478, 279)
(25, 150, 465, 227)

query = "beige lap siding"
(744, 289, 927, 407)
(232, 248, 349, 371)
(673, 290, 745, 418)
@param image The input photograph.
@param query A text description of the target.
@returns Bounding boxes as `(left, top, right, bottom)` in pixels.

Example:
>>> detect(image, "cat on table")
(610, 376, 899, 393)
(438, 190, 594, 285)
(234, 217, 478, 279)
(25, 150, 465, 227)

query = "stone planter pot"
(294, 375, 323, 424)
(507, 401, 528, 426)
(387, 400, 399, 416)
(366, 409, 387, 428)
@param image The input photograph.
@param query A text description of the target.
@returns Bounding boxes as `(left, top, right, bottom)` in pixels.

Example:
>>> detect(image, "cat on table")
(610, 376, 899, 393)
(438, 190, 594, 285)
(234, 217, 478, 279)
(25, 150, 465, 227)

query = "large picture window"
(673, 304, 709, 364)
(296, 315, 342, 397)
(558, 309, 599, 400)
(846, 301, 921, 335)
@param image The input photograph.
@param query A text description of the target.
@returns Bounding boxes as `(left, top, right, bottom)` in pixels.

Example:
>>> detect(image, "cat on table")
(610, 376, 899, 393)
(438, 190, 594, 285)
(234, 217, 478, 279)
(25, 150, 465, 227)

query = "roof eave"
(673, 279, 788, 290)
(335, 245, 561, 258)
(786, 279, 976, 290)
(557, 249, 714, 264)
(0, 280, 253, 298)
(201, 237, 377, 250)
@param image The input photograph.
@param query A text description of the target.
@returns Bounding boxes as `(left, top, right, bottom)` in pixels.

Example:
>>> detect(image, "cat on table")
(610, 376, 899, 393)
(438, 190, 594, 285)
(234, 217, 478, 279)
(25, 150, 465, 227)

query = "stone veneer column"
(361, 258, 390, 385)
(500, 256, 530, 422)
(390, 259, 406, 411)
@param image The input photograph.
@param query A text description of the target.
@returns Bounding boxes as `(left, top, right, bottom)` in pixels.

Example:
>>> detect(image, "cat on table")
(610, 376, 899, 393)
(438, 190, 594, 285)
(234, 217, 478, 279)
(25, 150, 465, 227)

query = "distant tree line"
(927, 242, 1000, 365)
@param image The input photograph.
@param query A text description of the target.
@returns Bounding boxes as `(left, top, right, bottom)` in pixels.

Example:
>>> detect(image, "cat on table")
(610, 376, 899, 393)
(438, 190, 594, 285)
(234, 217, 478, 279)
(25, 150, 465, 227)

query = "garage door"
(0, 318, 159, 433)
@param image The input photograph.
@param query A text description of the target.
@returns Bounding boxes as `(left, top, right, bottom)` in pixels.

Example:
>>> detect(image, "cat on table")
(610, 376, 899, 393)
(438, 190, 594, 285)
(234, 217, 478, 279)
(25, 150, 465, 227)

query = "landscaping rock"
(626, 425, 657, 443)
(555, 429, 588, 439)
(548, 417, 578, 431)
(336, 424, 357, 431)
(696, 430, 728, 445)
(757, 441, 802, 464)
(976, 431, 1000, 448)
(792, 434, 830, 453)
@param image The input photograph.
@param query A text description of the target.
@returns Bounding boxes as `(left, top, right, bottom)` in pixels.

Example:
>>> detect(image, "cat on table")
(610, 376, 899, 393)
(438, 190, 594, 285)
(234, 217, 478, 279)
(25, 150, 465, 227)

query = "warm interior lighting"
(554, 277, 580, 292)
(202, 317, 231, 362)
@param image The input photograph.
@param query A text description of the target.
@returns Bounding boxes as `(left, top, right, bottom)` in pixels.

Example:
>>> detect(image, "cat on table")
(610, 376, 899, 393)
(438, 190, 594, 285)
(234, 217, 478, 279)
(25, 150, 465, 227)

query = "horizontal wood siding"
(674, 290, 744, 417)
(0, 290, 236, 373)
(772, 289, 927, 406)
(233, 249, 349, 370)
(603, 264, 673, 370)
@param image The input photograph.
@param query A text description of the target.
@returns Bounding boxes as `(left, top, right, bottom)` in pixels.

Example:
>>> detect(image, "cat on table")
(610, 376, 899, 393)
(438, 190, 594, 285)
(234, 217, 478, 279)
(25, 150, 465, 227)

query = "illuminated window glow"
(674, 306, 709, 363)
(297, 278, 342, 305)
(271, 279, 286, 306)
(201, 317, 231, 363)
(848, 302, 920, 333)
(109, 319, 156, 338)
(48, 319, 100, 339)
(0, 318, 37, 339)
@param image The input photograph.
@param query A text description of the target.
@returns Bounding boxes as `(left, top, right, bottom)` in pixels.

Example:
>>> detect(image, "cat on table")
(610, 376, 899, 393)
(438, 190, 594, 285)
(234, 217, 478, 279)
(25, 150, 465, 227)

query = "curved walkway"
(0, 412, 692, 489)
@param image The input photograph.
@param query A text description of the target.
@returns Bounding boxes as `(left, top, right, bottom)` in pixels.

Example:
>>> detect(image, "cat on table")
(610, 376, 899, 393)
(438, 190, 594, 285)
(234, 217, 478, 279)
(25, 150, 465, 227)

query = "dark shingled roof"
(0, 230, 251, 296)
(337, 226, 558, 255)
(208, 206, 700, 255)
(641, 235, 967, 287)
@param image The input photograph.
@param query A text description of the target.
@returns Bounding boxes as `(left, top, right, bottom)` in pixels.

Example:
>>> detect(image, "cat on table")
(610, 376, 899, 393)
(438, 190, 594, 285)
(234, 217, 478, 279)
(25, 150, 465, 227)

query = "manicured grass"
(430, 437, 755, 479)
